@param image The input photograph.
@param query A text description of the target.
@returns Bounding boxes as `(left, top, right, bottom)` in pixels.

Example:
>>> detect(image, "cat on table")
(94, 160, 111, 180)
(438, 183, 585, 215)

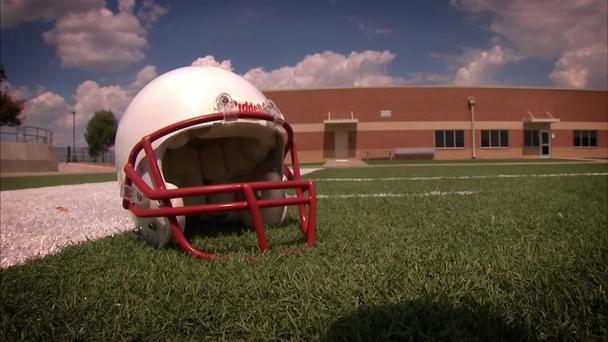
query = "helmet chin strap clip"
(216, 93, 239, 122)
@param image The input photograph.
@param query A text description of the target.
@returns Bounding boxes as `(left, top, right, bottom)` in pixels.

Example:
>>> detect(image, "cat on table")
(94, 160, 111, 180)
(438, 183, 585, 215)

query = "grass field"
(1, 163, 607, 340)
(364, 158, 594, 165)
(0, 173, 116, 191)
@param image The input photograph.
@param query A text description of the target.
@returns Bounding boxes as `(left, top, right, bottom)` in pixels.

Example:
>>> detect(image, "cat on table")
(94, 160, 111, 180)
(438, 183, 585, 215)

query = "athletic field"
(1, 162, 607, 340)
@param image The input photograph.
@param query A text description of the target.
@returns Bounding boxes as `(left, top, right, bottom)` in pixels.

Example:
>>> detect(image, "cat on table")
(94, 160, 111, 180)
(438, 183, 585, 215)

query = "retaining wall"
(1, 142, 58, 173)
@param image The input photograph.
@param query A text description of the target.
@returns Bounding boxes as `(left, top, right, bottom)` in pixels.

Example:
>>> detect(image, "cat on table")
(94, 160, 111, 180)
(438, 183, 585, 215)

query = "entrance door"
(334, 129, 348, 160)
(540, 130, 551, 157)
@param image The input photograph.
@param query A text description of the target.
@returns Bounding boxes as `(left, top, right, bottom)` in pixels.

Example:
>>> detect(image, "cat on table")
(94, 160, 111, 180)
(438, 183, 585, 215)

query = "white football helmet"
(115, 66, 317, 260)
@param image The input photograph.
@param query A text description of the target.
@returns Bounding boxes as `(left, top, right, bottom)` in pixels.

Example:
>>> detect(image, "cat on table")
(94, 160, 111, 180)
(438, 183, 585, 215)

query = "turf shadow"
(160, 215, 306, 255)
(183, 215, 301, 239)
(322, 295, 535, 341)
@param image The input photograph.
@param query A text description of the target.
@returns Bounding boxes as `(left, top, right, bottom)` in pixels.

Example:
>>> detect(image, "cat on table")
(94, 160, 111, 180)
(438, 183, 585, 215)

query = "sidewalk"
(323, 159, 369, 168)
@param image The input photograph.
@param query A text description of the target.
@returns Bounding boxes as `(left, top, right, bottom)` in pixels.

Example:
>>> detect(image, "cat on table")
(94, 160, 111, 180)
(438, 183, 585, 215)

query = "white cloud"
(453, 45, 516, 85)
(42, 5, 146, 71)
(137, 0, 169, 27)
(21, 91, 74, 146)
(74, 81, 132, 123)
(191, 55, 234, 71)
(451, 0, 608, 88)
(549, 44, 608, 89)
(19, 65, 157, 147)
(27, 0, 168, 71)
(128, 65, 159, 90)
(0, 0, 104, 29)
(189, 50, 404, 90)
(242, 50, 404, 90)
(3, 0, 168, 71)
(74, 65, 158, 122)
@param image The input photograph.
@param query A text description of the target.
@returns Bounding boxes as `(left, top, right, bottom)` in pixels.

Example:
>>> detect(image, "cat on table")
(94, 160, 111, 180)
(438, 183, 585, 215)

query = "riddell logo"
(216, 93, 281, 117)
(236, 101, 264, 112)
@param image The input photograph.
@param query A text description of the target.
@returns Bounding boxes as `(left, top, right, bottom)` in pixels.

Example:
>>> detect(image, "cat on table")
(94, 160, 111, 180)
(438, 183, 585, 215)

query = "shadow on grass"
(183, 215, 301, 239)
(162, 215, 306, 255)
(323, 295, 535, 341)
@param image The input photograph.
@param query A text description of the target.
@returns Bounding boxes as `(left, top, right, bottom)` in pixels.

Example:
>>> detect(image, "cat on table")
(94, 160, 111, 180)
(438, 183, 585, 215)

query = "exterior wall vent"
(380, 110, 392, 118)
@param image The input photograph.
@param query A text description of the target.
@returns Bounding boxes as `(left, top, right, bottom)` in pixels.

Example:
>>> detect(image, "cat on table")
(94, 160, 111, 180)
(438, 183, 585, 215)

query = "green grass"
(364, 158, 594, 165)
(2, 163, 607, 340)
(0, 173, 117, 191)
(312, 162, 608, 179)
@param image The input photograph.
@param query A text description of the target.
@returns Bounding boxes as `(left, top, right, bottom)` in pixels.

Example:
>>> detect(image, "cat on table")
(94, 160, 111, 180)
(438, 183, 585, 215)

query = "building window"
(481, 129, 509, 147)
(573, 130, 598, 147)
(435, 130, 464, 148)
(524, 130, 540, 147)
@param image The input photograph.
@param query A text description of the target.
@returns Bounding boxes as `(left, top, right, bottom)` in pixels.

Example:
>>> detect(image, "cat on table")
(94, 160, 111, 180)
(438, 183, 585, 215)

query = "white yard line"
(1, 181, 132, 268)
(314, 172, 608, 182)
(318, 191, 475, 199)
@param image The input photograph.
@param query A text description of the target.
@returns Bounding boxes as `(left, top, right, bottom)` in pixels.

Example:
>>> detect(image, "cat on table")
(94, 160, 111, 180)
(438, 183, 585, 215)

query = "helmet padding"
(159, 122, 287, 226)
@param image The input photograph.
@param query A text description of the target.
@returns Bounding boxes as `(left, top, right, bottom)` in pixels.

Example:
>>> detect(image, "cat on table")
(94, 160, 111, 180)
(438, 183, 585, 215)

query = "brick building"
(266, 87, 608, 162)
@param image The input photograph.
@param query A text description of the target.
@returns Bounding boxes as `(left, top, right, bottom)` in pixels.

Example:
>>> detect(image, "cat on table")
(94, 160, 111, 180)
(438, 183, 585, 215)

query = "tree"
(0, 65, 25, 126)
(85, 110, 117, 161)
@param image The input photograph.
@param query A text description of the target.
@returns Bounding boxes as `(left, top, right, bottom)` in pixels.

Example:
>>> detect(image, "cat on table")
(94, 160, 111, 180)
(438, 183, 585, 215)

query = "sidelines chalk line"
(313, 172, 608, 182)
(318, 191, 475, 199)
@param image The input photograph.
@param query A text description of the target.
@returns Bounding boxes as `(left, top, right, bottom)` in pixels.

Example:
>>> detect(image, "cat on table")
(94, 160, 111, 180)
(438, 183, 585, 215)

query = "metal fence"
(54, 147, 115, 164)
(0, 125, 53, 145)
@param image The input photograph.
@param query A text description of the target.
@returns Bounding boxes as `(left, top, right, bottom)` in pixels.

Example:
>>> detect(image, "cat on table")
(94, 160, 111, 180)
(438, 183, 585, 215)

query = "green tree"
(0, 65, 25, 126)
(85, 110, 117, 161)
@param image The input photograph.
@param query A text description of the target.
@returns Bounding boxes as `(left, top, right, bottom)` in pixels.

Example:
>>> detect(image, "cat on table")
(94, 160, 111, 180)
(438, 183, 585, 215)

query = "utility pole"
(468, 96, 476, 159)
(72, 111, 75, 162)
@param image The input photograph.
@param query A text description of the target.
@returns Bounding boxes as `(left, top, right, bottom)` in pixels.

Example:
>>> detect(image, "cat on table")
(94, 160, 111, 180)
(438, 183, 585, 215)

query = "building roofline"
(263, 84, 608, 93)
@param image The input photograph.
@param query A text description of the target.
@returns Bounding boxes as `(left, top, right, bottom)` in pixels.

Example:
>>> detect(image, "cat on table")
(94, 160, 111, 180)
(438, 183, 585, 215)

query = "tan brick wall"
(434, 149, 471, 160)
(285, 150, 325, 164)
(475, 148, 523, 159)
(552, 147, 608, 159)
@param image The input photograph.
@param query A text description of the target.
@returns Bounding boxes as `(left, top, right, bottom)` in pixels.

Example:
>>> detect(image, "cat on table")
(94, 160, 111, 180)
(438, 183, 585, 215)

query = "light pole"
(468, 96, 476, 159)
(72, 111, 75, 162)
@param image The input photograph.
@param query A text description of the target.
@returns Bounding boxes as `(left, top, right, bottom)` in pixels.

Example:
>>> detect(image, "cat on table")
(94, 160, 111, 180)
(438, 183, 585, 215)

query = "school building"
(265, 86, 608, 162)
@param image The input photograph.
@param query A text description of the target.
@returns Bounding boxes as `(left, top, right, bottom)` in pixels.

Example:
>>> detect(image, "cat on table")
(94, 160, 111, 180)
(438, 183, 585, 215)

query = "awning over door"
(525, 110, 560, 123)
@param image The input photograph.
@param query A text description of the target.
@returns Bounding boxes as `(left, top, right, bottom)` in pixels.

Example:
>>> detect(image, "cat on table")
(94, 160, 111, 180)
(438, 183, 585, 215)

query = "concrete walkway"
(323, 159, 369, 168)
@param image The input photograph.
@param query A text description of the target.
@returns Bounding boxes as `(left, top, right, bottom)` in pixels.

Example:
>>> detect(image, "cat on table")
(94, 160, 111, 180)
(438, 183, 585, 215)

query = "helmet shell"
(115, 66, 275, 185)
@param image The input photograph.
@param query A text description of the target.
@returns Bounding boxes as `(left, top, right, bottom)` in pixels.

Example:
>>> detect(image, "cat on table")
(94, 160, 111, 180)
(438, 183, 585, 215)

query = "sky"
(1, 0, 607, 147)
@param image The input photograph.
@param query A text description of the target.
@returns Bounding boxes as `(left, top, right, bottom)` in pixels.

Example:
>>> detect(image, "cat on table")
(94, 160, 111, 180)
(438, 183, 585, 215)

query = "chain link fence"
(54, 147, 115, 164)
(1, 126, 115, 164)
(0, 125, 53, 144)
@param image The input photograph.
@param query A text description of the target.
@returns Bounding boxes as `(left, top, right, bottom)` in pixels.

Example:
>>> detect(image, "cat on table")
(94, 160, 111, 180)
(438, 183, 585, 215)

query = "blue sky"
(1, 0, 606, 146)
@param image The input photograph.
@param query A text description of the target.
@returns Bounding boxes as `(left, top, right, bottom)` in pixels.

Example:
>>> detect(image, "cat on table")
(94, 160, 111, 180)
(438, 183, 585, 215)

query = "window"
(524, 130, 540, 147)
(435, 130, 464, 148)
(481, 130, 509, 147)
(573, 130, 598, 147)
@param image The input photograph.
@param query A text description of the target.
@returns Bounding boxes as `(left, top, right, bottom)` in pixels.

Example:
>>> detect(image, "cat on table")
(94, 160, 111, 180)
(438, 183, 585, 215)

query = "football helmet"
(115, 66, 317, 260)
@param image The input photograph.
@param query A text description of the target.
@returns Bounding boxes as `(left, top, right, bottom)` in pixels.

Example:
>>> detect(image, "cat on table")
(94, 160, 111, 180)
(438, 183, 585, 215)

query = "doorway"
(540, 130, 551, 157)
(334, 129, 348, 160)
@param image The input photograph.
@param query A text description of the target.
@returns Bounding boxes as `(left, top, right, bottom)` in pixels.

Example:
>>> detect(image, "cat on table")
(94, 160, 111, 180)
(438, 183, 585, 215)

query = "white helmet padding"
(160, 121, 288, 229)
